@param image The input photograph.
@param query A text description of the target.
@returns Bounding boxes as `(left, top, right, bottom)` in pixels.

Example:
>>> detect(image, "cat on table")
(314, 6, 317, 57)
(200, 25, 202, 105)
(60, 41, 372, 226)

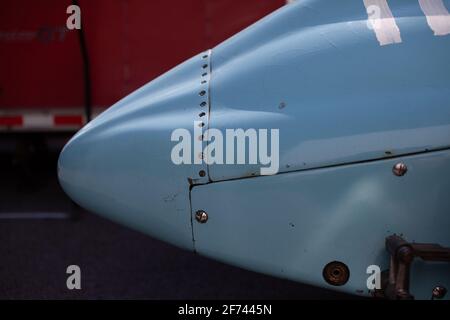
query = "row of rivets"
(194, 53, 211, 223)
(197, 51, 210, 179)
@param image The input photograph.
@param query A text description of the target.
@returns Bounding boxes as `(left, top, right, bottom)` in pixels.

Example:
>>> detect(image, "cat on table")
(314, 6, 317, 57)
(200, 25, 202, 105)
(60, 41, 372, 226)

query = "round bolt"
(322, 261, 350, 286)
(397, 246, 414, 264)
(195, 210, 208, 223)
(393, 162, 407, 177)
(432, 286, 447, 300)
(199, 170, 206, 177)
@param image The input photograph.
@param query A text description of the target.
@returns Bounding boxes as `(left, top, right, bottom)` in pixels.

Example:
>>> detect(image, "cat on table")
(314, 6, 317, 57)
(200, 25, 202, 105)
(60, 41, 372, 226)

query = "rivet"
(195, 210, 208, 223)
(323, 261, 350, 286)
(393, 162, 407, 176)
(432, 286, 447, 300)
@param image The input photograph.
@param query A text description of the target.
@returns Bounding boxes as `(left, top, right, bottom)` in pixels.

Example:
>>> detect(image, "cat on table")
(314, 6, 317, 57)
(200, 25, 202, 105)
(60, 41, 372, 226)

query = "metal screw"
(195, 210, 208, 223)
(393, 162, 407, 176)
(432, 286, 447, 300)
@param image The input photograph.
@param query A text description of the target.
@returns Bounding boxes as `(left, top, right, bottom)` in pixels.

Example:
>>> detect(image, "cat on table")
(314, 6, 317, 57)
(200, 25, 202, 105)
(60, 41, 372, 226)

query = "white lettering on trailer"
(419, 0, 450, 36)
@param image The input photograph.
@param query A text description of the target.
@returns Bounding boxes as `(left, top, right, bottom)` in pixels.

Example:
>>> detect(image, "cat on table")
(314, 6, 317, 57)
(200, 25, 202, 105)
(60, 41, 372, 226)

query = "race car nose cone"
(58, 52, 211, 250)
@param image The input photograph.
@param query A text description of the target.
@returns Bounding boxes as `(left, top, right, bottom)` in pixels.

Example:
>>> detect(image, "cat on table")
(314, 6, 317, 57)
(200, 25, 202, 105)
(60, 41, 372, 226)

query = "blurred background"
(0, 0, 355, 299)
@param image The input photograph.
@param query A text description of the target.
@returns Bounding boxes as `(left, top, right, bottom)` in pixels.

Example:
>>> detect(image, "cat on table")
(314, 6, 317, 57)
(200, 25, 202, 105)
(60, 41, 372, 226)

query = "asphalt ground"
(0, 149, 358, 300)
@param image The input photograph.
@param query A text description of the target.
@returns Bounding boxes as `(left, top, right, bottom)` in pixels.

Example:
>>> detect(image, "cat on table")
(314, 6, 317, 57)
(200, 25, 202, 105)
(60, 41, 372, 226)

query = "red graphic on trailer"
(0, 0, 285, 131)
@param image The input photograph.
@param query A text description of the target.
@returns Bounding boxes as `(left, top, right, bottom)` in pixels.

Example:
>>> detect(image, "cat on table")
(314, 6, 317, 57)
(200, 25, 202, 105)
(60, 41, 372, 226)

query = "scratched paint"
(364, 0, 402, 46)
(419, 0, 450, 36)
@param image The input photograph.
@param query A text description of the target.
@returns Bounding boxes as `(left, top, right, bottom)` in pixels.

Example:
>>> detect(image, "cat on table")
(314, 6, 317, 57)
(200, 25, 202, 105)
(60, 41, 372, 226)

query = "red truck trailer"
(0, 0, 285, 136)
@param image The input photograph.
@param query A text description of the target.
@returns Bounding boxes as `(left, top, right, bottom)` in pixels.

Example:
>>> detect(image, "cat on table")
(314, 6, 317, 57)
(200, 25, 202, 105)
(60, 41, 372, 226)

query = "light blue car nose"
(58, 52, 211, 250)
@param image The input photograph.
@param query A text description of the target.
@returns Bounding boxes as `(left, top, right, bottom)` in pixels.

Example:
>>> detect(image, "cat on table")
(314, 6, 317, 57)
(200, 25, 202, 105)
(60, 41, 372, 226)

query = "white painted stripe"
(0, 108, 105, 131)
(23, 114, 53, 128)
(419, 0, 450, 36)
(364, 0, 402, 46)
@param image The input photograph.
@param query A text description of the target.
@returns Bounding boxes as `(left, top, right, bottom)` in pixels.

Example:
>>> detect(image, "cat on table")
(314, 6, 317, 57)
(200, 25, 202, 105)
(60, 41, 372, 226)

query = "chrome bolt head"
(432, 286, 447, 300)
(195, 210, 208, 223)
(393, 162, 408, 176)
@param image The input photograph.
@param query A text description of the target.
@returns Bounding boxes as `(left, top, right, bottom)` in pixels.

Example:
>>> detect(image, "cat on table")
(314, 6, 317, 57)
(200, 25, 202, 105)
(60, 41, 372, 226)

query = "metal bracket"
(382, 235, 450, 300)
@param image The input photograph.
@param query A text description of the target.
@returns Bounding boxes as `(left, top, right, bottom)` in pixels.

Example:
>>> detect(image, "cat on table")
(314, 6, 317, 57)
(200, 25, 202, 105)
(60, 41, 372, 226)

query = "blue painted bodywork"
(209, 0, 450, 180)
(59, 52, 212, 250)
(192, 150, 450, 299)
(58, 0, 450, 298)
